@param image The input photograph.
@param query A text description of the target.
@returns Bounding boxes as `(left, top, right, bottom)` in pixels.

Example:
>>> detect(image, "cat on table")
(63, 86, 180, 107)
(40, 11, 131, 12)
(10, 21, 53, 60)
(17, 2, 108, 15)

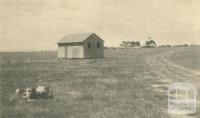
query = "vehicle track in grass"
(146, 49, 200, 118)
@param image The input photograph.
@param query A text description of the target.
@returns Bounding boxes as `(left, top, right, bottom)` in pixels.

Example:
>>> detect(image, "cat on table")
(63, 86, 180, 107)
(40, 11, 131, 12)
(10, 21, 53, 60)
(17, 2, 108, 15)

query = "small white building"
(57, 33, 104, 59)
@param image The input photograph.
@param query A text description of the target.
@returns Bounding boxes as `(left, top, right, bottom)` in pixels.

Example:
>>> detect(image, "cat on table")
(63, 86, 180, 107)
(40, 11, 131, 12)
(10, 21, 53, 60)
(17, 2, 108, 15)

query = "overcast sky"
(1, 0, 200, 51)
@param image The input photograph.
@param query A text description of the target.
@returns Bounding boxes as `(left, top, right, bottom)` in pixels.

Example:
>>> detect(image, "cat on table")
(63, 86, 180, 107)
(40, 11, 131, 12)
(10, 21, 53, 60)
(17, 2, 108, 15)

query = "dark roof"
(58, 33, 95, 44)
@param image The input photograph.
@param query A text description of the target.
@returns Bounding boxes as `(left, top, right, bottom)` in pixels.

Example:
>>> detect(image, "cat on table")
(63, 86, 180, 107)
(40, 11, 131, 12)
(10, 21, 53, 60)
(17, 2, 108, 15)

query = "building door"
(72, 47, 80, 58)
(65, 47, 68, 58)
(67, 46, 83, 58)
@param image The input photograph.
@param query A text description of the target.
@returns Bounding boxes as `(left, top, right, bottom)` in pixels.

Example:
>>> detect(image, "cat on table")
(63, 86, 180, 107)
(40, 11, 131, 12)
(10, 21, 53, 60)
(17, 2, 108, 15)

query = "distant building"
(57, 33, 104, 59)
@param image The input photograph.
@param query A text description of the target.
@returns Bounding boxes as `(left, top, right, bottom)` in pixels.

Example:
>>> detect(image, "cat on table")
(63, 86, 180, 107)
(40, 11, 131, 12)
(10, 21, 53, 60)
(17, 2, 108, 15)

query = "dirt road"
(146, 50, 200, 118)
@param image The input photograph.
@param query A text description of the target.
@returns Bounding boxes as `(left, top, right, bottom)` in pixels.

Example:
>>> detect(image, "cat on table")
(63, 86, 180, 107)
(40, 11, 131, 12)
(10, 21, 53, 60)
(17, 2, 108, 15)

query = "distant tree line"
(120, 41, 140, 48)
(145, 40, 157, 48)
(117, 39, 199, 49)
(120, 40, 157, 48)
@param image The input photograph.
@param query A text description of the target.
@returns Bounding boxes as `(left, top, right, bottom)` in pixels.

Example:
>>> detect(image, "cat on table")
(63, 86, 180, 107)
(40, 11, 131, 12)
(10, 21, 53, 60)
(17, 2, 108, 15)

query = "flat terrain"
(169, 47, 200, 70)
(1, 47, 200, 118)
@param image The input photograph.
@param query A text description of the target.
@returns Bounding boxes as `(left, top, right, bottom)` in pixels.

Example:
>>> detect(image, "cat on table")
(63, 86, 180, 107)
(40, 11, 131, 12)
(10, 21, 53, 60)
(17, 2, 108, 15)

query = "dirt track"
(147, 50, 200, 88)
(146, 50, 200, 118)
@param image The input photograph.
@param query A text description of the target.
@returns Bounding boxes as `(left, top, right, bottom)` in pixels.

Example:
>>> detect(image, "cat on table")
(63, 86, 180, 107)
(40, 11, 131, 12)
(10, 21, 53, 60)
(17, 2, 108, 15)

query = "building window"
(97, 42, 100, 48)
(88, 43, 91, 49)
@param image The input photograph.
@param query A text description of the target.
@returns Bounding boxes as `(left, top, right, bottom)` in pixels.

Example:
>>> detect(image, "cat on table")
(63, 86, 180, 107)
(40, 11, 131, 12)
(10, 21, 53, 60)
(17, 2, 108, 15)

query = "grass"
(0, 47, 199, 118)
(169, 47, 200, 70)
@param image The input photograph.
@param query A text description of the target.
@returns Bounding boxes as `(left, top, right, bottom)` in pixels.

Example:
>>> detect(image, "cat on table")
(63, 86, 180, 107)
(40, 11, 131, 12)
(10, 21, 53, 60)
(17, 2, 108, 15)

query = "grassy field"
(1, 47, 200, 118)
(169, 47, 200, 70)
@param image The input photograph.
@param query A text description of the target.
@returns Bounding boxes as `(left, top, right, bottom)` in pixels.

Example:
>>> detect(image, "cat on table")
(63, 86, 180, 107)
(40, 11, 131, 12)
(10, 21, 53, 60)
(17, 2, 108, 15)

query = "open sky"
(1, 0, 200, 51)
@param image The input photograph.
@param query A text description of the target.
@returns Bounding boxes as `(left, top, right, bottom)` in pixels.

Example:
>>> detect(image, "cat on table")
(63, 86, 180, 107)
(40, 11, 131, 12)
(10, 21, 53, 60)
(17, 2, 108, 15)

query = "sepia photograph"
(1, 0, 200, 118)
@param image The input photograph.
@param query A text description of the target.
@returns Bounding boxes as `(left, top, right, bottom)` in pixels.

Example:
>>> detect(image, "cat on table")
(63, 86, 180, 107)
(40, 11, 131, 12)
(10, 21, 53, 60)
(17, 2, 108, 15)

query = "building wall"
(67, 46, 84, 58)
(58, 46, 84, 58)
(83, 34, 104, 58)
